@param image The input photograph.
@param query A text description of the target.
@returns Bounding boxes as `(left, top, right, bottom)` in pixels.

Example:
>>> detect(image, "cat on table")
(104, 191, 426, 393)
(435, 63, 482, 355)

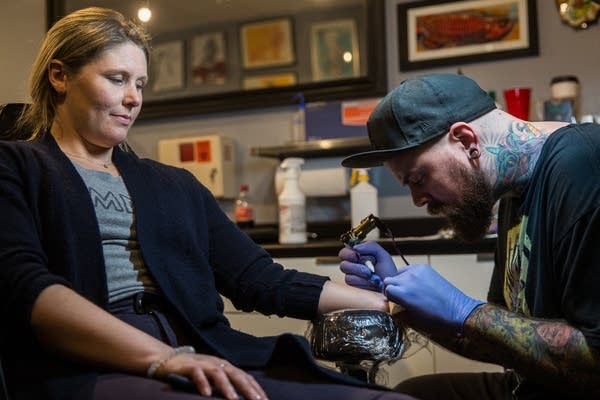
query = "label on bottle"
(278, 204, 306, 243)
(291, 110, 305, 143)
(235, 206, 254, 222)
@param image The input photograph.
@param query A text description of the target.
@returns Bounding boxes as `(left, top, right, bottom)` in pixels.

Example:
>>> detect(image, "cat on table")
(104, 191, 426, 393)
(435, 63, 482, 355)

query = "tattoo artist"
(339, 73, 600, 400)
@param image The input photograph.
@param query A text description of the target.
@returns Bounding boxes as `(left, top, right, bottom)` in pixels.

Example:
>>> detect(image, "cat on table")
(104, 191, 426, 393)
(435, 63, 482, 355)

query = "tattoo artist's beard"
(428, 163, 495, 242)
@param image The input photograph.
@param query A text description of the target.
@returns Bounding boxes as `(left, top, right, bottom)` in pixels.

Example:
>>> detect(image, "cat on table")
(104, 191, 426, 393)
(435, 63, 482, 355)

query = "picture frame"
(397, 0, 538, 71)
(242, 72, 297, 90)
(50, 0, 388, 119)
(310, 19, 360, 81)
(190, 31, 227, 85)
(240, 17, 295, 69)
(150, 39, 185, 93)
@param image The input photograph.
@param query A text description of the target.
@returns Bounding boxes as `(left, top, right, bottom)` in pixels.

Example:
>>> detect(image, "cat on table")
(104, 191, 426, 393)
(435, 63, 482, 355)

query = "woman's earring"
(468, 148, 480, 160)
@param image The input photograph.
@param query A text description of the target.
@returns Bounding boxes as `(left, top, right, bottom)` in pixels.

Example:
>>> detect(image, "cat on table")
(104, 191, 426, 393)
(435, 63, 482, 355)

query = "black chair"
(0, 102, 30, 400)
(0, 103, 30, 141)
(0, 357, 7, 400)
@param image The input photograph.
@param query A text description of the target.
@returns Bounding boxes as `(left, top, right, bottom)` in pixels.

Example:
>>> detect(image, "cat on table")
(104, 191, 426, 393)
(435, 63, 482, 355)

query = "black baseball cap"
(342, 73, 496, 168)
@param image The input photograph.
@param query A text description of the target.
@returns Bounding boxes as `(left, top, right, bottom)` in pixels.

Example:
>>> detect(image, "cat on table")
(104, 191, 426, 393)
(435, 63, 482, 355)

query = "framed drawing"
(397, 0, 538, 71)
(190, 31, 227, 85)
(150, 40, 185, 92)
(242, 72, 297, 90)
(310, 19, 360, 81)
(240, 17, 295, 69)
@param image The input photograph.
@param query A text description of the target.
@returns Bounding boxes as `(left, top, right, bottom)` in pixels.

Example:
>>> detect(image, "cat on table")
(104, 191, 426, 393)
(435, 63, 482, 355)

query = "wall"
(387, 0, 600, 117)
(0, 0, 45, 103)
(2, 0, 599, 224)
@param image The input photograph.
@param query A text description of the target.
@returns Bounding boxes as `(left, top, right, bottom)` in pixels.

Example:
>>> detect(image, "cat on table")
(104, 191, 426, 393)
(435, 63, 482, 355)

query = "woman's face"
(57, 41, 148, 149)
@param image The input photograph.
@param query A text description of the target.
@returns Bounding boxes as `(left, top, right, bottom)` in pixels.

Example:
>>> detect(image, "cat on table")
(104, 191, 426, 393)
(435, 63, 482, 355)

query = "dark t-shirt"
(491, 123, 600, 398)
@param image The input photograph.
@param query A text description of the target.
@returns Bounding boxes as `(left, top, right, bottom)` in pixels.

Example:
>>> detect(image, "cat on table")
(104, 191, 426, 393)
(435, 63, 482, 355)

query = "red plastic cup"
(503, 87, 531, 120)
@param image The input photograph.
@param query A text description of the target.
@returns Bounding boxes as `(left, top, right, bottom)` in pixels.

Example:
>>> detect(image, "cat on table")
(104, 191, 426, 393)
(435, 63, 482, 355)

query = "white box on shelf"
(158, 134, 236, 198)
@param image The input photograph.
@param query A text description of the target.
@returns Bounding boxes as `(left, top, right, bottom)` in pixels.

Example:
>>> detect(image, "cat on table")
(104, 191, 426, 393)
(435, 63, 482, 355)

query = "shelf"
(250, 137, 371, 160)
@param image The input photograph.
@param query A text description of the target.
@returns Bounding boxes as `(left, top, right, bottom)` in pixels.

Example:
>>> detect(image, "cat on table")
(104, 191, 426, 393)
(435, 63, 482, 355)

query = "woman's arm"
(31, 284, 170, 373)
(317, 280, 389, 314)
(30, 284, 267, 400)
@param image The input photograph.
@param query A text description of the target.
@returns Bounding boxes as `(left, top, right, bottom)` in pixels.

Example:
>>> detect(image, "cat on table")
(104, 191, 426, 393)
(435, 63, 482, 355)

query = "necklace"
(63, 151, 112, 169)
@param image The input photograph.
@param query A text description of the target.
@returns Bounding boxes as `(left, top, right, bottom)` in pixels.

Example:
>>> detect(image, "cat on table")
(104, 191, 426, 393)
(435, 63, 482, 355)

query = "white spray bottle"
(350, 168, 379, 240)
(278, 157, 307, 244)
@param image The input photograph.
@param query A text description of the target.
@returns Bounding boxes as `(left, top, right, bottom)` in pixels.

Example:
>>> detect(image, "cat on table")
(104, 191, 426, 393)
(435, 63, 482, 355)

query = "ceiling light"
(138, 6, 152, 22)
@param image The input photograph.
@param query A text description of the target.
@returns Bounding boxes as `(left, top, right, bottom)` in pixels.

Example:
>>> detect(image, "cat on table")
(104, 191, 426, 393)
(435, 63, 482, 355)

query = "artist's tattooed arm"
(432, 304, 600, 396)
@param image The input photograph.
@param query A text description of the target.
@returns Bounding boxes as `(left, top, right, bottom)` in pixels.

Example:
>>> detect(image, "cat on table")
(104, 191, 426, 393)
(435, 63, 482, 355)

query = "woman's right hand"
(158, 353, 267, 400)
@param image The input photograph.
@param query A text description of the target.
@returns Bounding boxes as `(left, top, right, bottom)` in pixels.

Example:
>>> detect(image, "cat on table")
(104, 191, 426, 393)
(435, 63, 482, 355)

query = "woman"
(0, 7, 414, 400)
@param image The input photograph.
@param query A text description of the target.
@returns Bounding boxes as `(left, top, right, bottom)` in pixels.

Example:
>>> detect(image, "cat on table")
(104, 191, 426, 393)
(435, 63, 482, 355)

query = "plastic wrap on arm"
(309, 309, 406, 363)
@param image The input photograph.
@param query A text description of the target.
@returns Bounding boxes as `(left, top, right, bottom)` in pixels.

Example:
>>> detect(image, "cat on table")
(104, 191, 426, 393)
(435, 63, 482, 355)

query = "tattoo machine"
(340, 214, 409, 289)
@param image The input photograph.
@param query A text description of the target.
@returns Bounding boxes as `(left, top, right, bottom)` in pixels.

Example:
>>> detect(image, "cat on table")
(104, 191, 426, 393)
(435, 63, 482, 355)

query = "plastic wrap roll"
(309, 309, 405, 363)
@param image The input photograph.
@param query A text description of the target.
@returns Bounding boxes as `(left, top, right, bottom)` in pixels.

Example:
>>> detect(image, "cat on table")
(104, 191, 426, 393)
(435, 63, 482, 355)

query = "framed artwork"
(397, 0, 538, 71)
(190, 31, 227, 85)
(242, 72, 297, 90)
(50, 0, 388, 119)
(240, 17, 295, 69)
(150, 40, 185, 92)
(310, 19, 360, 81)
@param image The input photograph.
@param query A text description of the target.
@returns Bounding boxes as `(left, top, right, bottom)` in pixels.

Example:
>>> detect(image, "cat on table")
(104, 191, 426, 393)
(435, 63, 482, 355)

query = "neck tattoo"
(63, 151, 112, 169)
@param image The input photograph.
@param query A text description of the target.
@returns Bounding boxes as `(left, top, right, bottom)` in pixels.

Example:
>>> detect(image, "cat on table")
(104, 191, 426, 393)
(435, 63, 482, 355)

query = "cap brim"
(341, 147, 407, 168)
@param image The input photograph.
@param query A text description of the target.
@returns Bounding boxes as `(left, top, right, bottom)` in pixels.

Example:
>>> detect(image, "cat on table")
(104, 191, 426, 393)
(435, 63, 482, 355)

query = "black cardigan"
(0, 134, 361, 399)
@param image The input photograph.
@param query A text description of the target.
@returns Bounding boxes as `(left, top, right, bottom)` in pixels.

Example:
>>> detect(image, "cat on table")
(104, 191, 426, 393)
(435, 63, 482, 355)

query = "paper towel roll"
(275, 167, 349, 197)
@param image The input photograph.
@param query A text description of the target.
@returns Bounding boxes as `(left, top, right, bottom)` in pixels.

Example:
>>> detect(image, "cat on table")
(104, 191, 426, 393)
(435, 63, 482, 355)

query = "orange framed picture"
(397, 0, 538, 71)
(240, 17, 295, 69)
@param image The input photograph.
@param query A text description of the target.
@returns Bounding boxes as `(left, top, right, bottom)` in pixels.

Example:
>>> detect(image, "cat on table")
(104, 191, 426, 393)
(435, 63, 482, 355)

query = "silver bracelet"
(146, 345, 196, 378)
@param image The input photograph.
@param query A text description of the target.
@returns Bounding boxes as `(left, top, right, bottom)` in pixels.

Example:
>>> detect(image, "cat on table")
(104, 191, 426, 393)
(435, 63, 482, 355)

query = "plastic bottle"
(290, 93, 306, 143)
(278, 157, 307, 244)
(551, 75, 580, 121)
(350, 169, 379, 240)
(234, 184, 254, 229)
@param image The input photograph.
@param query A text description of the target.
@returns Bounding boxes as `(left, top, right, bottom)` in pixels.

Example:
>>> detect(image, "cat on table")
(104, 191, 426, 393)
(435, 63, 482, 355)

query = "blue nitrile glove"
(384, 264, 485, 337)
(339, 241, 398, 292)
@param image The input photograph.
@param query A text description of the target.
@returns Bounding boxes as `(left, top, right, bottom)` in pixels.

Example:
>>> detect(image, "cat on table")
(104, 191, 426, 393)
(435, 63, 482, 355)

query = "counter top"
(261, 236, 497, 258)
(242, 217, 497, 259)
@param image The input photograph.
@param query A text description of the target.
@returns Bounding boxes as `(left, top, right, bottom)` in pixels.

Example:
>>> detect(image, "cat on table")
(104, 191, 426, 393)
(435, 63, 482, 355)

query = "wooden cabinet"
(222, 253, 503, 388)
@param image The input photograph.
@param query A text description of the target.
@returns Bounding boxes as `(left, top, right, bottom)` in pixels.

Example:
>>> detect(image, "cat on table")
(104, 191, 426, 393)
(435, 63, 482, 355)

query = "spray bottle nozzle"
(280, 157, 304, 179)
(280, 157, 304, 169)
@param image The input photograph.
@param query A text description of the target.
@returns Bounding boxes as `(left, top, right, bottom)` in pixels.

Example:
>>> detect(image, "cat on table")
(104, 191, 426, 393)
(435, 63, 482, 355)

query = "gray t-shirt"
(73, 163, 160, 303)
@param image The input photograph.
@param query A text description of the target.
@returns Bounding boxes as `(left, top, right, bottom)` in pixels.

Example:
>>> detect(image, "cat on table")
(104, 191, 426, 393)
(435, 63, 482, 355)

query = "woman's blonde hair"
(18, 7, 151, 139)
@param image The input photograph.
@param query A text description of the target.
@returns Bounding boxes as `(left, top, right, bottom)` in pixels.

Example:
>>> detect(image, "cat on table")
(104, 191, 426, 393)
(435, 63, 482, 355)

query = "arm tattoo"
(433, 304, 600, 395)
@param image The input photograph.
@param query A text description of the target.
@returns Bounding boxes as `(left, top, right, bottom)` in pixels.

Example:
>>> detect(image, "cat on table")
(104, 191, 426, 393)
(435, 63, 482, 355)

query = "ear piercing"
(468, 148, 480, 160)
